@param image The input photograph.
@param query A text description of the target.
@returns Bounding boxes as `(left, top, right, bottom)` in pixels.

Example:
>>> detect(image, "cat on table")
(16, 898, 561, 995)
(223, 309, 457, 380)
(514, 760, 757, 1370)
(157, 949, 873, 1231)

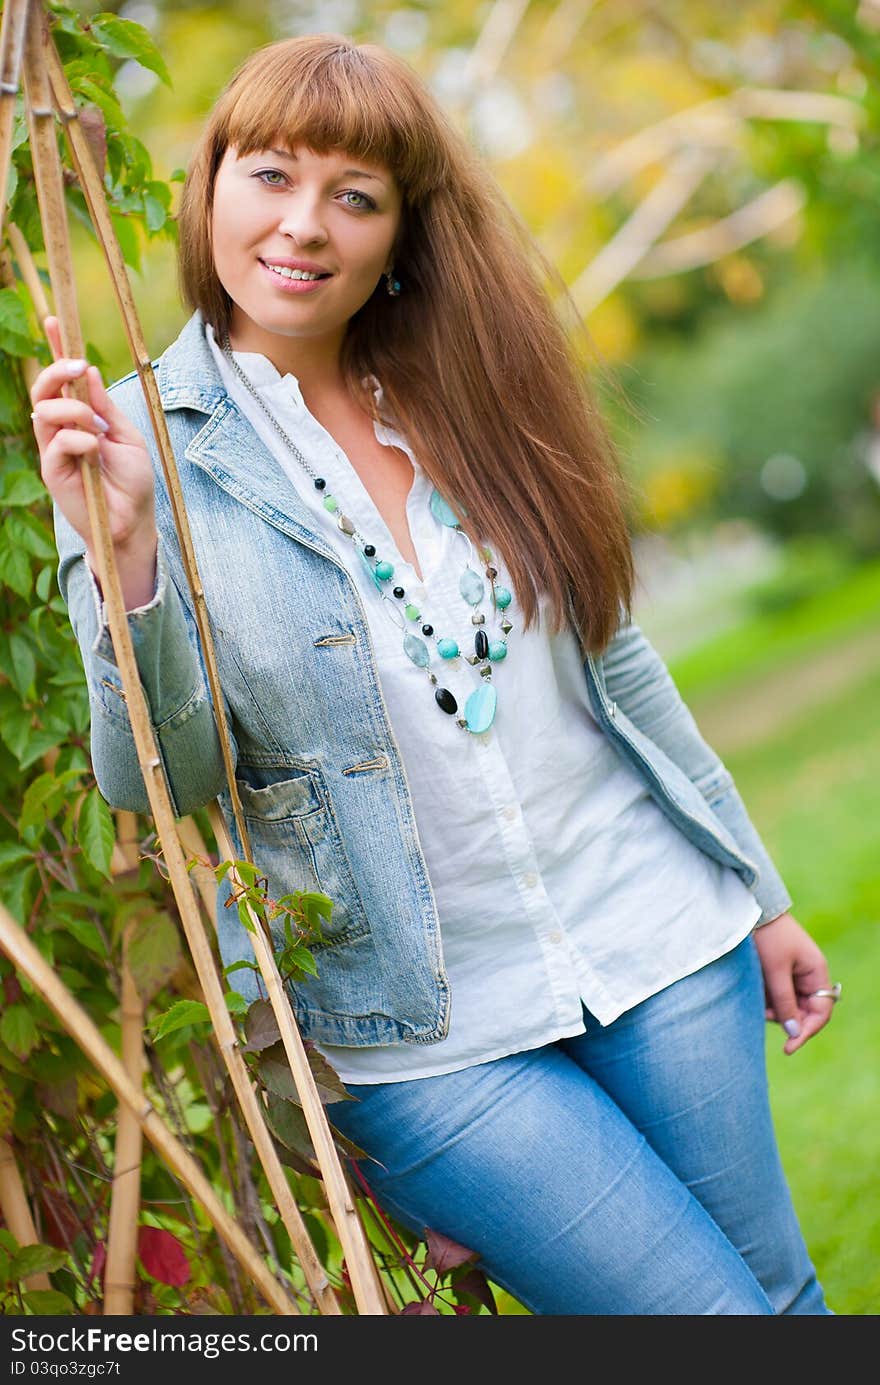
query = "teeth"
(265, 263, 324, 281)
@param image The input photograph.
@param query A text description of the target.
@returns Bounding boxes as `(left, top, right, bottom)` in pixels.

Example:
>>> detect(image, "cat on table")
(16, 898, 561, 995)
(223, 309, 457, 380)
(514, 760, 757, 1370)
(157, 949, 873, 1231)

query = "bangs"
(215, 40, 450, 203)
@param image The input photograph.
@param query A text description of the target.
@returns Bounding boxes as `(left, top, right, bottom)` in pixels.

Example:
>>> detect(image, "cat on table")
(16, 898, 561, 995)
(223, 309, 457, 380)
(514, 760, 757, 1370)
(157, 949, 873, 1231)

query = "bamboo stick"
(0, 0, 28, 246)
(0, 901, 298, 1314)
(0, 1137, 52, 1291)
(207, 804, 387, 1315)
(34, 0, 384, 1311)
(103, 811, 144, 1315)
(17, 2, 346, 1317)
(43, 25, 250, 864)
(176, 815, 343, 1316)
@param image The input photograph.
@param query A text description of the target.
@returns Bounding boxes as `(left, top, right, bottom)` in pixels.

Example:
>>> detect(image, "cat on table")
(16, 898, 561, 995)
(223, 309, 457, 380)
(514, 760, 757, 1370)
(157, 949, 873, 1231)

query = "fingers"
(29, 355, 90, 407)
(40, 426, 103, 471)
(780, 997, 835, 1056)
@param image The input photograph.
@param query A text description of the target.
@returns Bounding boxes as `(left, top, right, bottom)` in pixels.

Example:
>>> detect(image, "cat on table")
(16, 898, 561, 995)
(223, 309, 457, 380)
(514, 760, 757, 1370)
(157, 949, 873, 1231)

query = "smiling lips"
(259, 259, 332, 291)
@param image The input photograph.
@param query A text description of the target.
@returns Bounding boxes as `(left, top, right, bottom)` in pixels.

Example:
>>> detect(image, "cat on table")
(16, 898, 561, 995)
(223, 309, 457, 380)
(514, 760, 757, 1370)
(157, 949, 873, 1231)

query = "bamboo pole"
(207, 804, 387, 1315)
(0, 902, 298, 1315)
(0, 0, 28, 246)
(43, 25, 250, 863)
(33, 0, 384, 1312)
(103, 811, 144, 1315)
(0, 1137, 52, 1291)
(176, 815, 345, 1315)
(18, 0, 361, 1316)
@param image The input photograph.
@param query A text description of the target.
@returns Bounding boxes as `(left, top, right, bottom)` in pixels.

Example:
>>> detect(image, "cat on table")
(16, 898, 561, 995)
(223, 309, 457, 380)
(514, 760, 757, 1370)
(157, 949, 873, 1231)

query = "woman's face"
(210, 141, 403, 351)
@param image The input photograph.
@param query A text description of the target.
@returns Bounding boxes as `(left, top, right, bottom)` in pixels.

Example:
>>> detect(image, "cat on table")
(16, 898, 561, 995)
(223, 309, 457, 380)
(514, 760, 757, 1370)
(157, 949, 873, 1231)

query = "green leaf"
(90, 15, 172, 87)
(77, 788, 114, 877)
(0, 843, 33, 869)
(35, 564, 54, 602)
(224, 991, 248, 1016)
(0, 544, 32, 599)
(57, 913, 106, 958)
(127, 910, 182, 1004)
(152, 999, 211, 1042)
(0, 288, 32, 356)
(10, 1244, 69, 1280)
(143, 191, 166, 233)
(1, 470, 46, 508)
(6, 633, 35, 700)
(21, 1289, 75, 1314)
(0, 1006, 39, 1062)
(5, 513, 57, 561)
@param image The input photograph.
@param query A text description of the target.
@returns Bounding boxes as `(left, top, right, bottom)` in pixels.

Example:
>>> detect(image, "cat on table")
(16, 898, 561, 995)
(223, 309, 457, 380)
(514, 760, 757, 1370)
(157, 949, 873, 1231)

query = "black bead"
(421, 623, 434, 637)
(393, 586, 405, 599)
(474, 629, 489, 659)
(435, 687, 458, 715)
(314, 477, 326, 490)
(364, 544, 376, 557)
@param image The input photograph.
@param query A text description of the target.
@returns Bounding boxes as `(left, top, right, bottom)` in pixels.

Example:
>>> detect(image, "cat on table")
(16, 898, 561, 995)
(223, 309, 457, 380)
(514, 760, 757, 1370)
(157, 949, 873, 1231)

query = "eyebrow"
(263, 147, 386, 186)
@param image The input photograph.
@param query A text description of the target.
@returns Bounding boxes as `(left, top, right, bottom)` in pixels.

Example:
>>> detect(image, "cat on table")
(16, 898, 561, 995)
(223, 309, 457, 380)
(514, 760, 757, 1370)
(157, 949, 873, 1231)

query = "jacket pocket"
(231, 765, 371, 951)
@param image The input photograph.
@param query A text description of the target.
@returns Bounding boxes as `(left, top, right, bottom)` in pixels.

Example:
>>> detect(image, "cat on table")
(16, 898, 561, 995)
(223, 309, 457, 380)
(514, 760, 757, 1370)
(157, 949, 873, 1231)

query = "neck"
(223, 314, 347, 398)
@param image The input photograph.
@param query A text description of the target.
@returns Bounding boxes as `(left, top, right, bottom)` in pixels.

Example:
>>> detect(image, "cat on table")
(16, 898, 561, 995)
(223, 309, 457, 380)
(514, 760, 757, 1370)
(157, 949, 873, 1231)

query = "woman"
(32, 34, 838, 1314)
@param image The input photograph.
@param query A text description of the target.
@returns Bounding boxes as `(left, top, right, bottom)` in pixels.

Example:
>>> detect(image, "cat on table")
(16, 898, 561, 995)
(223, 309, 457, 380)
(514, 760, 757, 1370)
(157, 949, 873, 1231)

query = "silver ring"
(806, 983, 842, 1002)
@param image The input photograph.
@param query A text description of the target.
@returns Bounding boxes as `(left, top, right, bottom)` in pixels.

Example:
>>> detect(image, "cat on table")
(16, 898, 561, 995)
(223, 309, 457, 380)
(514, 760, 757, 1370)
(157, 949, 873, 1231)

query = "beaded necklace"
(219, 329, 513, 733)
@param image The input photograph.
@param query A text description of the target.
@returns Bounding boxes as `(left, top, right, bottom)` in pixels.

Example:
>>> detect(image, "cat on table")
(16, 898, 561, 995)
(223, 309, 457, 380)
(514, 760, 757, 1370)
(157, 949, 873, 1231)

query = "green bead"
(488, 640, 507, 660)
(404, 603, 420, 621)
(374, 560, 394, 581)
(494, 586, 512, 609)
(323, 495, 339, 513)
(437, 639, 460, 659)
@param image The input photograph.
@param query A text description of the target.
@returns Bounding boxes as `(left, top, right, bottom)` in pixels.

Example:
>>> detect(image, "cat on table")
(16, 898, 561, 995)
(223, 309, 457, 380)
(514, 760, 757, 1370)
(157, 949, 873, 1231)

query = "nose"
(277, 190, 329, 247)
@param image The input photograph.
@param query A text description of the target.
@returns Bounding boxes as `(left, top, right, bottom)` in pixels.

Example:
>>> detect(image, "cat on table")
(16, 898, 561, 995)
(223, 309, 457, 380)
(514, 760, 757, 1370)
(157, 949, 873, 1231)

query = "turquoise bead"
(358, 547, 384, 591)
(437, 639, 459, 659)
(374, 560, 394, 581)
(488, 640, 507, 660)
(404, 603, 420, 621)
(464, 682, 497, 733)
(429, 488, 468, 527)
(404, 634, 430, 667)
(323, 495, 339, 513)
(459, 567, 484, 605)
(494, 586, 512, 609)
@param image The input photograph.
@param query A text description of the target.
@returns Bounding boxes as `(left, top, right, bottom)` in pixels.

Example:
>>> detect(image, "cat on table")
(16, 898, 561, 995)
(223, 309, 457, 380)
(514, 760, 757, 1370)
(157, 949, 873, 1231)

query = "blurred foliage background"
(2, 0, 878, 1314)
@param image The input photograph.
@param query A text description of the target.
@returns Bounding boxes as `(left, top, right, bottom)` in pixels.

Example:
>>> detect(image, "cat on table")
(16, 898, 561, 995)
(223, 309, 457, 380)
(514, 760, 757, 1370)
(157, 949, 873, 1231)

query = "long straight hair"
(178, 34, 636, 654)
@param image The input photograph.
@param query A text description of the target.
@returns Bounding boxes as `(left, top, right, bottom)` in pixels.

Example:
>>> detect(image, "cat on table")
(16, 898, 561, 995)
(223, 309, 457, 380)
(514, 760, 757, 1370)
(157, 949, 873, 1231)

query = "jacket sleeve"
(600, 615, 792, 926)
(53, 503, 235, 818)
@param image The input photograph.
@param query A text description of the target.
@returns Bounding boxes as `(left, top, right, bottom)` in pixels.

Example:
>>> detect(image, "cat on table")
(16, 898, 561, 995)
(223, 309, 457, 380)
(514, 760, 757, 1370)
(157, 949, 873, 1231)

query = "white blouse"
(205, 323, 762, 1084)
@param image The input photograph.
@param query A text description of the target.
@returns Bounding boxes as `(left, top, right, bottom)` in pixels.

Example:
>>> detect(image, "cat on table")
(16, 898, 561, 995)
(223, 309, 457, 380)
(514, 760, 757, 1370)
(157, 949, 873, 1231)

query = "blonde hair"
(177, 33, 636, 653)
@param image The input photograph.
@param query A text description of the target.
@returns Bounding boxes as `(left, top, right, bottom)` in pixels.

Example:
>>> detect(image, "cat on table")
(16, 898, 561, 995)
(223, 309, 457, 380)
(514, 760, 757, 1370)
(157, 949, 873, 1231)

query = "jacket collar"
(156, 309, 230, 414)
(155, 309, 345, 560)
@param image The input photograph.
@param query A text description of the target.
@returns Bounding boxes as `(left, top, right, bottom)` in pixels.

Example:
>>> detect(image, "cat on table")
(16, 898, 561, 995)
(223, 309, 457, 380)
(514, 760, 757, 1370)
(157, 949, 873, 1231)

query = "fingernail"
(65, 358, 88, 374)
(92, 412, 110, 433)
(783, 1018, 801, 1038)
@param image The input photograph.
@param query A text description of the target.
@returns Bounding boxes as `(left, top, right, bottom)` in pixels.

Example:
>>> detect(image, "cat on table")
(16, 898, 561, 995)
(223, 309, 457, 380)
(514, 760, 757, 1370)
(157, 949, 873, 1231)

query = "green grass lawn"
(671, 567, 880, 1316)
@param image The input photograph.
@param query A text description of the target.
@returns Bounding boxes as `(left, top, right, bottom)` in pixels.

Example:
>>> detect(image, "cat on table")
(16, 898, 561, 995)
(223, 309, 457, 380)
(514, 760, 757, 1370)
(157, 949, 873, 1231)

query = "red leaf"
(454, 1266, 498, 1315)
(453, 1304, 472, 1314)
(87, 1241, 106, 1291)
(424, 1226, 478, 1276)
(137, 1226, 191, 1287)
(37, 1187, 80, 1250)
(401, 1299, 441, 1315)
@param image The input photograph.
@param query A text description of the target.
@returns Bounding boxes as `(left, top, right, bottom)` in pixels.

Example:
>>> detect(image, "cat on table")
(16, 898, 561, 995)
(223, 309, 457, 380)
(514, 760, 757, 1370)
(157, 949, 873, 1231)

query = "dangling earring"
(384, 266, 401, 296)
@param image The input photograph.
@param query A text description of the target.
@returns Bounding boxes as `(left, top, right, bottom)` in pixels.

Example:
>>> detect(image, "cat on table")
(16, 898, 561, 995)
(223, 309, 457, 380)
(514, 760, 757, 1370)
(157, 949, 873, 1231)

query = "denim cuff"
(704, 776, 793, 926)
(85, 534, 208, 732)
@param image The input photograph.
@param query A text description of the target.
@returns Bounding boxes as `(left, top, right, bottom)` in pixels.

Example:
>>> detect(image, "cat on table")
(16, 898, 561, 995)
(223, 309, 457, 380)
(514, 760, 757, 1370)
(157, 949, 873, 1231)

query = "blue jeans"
(329, 935, 832, 1314)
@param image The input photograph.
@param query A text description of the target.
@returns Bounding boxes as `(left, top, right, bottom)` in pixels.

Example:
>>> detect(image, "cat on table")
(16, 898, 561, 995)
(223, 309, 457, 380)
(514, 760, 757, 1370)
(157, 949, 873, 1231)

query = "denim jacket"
(53, 310, 792, 1048)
